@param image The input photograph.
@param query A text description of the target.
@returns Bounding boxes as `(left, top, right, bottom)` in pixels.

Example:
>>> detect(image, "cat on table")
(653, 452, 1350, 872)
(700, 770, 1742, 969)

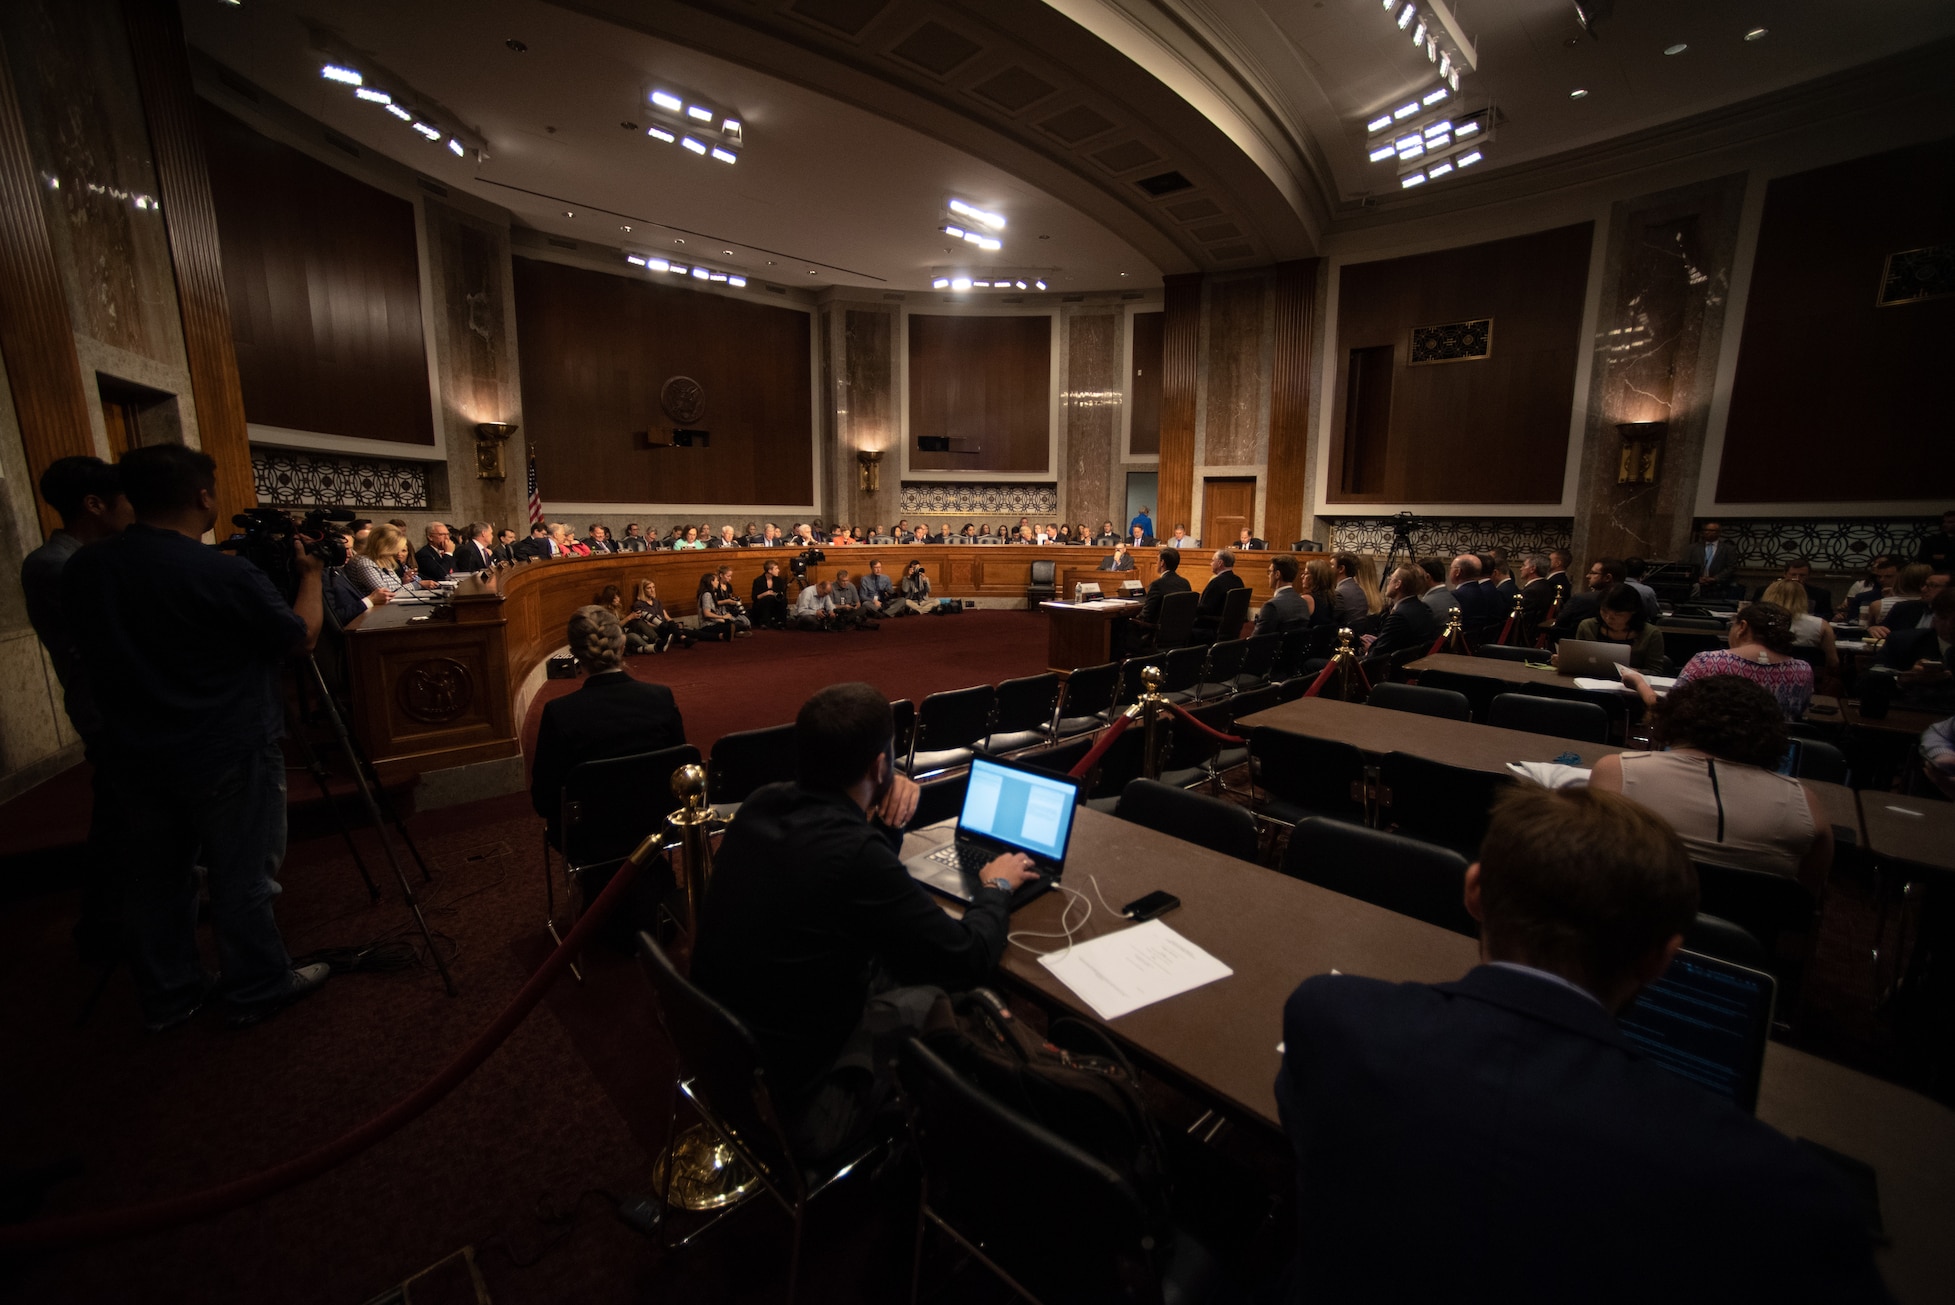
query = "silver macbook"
(1556, 638, 1632, 679)
(905, 756, 1080, 909)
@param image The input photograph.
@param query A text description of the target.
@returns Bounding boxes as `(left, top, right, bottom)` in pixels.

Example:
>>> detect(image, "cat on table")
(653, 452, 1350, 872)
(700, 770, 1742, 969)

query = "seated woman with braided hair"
(529, 606, 687, 840)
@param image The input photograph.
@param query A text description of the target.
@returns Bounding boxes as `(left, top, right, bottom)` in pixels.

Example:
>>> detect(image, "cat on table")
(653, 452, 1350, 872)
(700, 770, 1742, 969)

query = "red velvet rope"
(1427, 631, 1448, 657)
(1301, 657, 1341, 699)
(1067, 711, 1133, 778)
(1160, 701, 1246, 746)
(1497, 615, 1517, 646)
(0, 837, 660, 1249)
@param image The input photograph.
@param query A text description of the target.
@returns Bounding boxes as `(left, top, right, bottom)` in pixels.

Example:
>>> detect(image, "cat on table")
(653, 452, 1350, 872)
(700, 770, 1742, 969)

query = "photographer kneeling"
(62, 445, 331, 1031)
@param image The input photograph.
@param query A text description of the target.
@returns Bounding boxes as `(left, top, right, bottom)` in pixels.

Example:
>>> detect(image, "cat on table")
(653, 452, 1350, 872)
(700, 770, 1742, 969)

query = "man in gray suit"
(1254, 555, 1311, 635)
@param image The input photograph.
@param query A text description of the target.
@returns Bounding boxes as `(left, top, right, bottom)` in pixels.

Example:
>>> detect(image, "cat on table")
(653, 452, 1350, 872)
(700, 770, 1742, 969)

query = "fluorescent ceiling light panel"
(1424, 120, 1451, 136)
(1458, 150, 1481, 166)
(972, 280, 990, 288)
(1412, 21, 1427, 46)
(710, 148, 737, 163)
(932, 277, 950, 289)
(951, 277, 972, 291)
(320, 65, 362, 85)
(626, 255, 646, 266)
(681, 136, 706, 155)
(1428, 160, 1453, 177)
(412, 123, 440, 140)
(686, 105, 715, 122)
(1393, 101, 1419, 120)
(691, 267, 709, 279)
(1455, 119, 1479, 137)
(1397, 5, 1415, 31)
(648, 126, 675, 142)
(1401, 171, 1427, 188)
(1423, 87, 1449, 106)
(728, 276, 746, 287)
(385, 104, 412, 121)
(650, 90, 683, 111)
(1369, 144, 1396, 162)
(1366, 114, 1393, 133)
(650, 259, 670, 272)
(1395, 134, 1421, 151)
(354, 88, 392, 104)
(947, 199, 1006, 230)
(709, 273, 727, 282)
(447, 139, 464, 156)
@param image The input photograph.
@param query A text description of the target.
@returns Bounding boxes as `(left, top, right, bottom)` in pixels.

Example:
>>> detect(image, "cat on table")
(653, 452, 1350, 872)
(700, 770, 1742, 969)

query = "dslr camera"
(221, 506, 354, 602)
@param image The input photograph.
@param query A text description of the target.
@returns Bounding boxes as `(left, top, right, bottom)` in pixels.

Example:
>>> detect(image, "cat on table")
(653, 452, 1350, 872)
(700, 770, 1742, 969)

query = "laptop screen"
(1618, 949, 1776, 1113)
(960, 758, 1077, 864)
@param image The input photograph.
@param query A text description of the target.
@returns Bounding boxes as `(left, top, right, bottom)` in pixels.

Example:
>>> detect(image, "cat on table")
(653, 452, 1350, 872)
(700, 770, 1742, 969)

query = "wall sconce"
(1614, 421, 1666, 485)
(857, 449, 883, 493)
(474, 422, 518, 480)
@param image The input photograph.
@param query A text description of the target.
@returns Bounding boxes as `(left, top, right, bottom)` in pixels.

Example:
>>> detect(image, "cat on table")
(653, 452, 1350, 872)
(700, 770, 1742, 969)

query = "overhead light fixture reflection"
(354, 88, 392, 104)
(320, 64, 363, 86)
(650, 90, 683, 111)
(648, 126, 674, 142)
(711, 147, 737, 163)
(447, 138, 465, 156)
(686, 104, 714, 122)
(412, 122, 441, 140)
(385, 104, 412, 121)
(948, 198, 1006, 230)
(932, 277, 951, 289)
(681, 136, 706, 155)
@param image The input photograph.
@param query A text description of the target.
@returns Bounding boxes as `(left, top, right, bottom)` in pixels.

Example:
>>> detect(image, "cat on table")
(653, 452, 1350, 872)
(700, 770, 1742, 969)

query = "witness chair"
(1368, 682, 1472, 722)
(1487, 692, 1609, 744)
(1248, 727, 1368, 828)
(637, 934, 886, 1302)
(1113, 778, 1259, 862)
(1282, 817, 1477, 937)
(1054, 663, 1122, 737)
(905, 685, 995, 778)
(547, 744, 700, 976)
(979, 673, 1064, 756)
(1378, 752, 1514, 856)
(1027, 559, 1057, 606)
(707, 723, 796, 806)
(897, 1038, 1218, 1305)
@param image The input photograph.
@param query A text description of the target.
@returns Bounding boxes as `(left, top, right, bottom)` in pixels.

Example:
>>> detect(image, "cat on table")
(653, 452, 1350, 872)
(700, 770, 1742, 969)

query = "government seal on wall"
(661, 375, 705, 425)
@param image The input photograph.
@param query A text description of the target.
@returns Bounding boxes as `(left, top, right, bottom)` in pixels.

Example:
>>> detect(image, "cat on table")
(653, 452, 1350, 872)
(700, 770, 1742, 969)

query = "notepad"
(1038, 920, 1233, 1021)
(1574, 674, 1676, 694)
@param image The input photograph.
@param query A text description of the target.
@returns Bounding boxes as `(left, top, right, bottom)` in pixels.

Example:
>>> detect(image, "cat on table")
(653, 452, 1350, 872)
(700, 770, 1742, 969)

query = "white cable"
(1005, 873, 1129, 960)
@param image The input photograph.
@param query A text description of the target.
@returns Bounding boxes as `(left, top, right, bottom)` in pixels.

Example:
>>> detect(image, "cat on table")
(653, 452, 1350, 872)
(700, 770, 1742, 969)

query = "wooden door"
(1202, 476, 1256, 550)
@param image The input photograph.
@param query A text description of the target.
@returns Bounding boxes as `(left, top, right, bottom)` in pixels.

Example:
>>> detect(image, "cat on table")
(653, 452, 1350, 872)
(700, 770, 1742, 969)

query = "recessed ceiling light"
(809, 270, 818, 275)
(620, 121, 638, 131)
(1119, 272, 1128, 276)
(765, 260, 775, 265)
(505, 39, 528, 53)
(1744, 28, 1768, 42)
(1664, 43, 1688, 55)
(723, 249, 733, 255)
(621, 225, 632, 232)
(1569, 88, 1589, 99)
(651, 91, 682, 112)
(675, 238, 685, 244)
(564, 210, 574, 218)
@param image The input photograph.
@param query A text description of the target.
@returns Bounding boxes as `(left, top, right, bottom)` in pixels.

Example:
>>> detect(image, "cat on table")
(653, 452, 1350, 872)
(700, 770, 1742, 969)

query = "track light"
(385, 104, 411, 121)
(686, 104, 714, 122)
(447, 138, 465, 156)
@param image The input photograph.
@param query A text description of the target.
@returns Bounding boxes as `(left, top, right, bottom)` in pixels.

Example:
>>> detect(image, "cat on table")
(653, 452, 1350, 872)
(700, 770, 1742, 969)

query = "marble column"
(1573, 174, 1747, 566)
(424, 199, 525, 533)
(1061, 307, 1120, 529)
(822, 301, 898, 530)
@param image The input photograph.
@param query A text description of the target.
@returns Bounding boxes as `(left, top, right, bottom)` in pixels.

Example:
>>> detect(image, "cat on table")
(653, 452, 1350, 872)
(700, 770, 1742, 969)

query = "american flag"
(526, 452, 544, 527)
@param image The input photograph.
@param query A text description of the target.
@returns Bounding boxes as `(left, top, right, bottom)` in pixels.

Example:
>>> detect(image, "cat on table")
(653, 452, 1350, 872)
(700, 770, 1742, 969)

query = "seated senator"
(344, 525, 437, 597)
(1590, 674, 1831, 893)
(1275, 783, 1885, 1304)
(1192, 548, 1247, 639)
(1098, 542, 1135, 572)
(690, 683, 1038, 1158)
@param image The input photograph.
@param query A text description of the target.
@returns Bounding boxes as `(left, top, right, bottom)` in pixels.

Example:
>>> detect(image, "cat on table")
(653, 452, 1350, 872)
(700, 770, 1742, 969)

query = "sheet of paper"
(1573, 674, 1676, 694)
(1038, 919, 1233, 1021)
(1506, 761, 1592, 789)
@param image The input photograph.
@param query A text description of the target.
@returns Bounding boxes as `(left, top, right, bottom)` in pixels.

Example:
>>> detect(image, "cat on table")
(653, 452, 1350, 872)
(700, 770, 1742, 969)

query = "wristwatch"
(986, 877, 1013, 893)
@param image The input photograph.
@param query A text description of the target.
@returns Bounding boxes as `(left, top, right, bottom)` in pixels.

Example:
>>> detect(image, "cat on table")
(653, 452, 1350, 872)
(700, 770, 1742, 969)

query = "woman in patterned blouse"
(1622, 601, 1814, 721)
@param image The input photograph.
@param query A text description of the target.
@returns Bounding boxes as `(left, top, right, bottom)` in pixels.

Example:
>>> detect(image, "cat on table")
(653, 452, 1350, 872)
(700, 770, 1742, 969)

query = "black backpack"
(920, 988, 1172, 1238)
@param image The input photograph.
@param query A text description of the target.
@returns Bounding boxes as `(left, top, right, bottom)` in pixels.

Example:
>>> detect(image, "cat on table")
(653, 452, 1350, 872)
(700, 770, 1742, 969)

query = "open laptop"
(905, 755, 1080, 909)
(1618, 948, 1776, 1113)
(1555, 638, 1632, 679)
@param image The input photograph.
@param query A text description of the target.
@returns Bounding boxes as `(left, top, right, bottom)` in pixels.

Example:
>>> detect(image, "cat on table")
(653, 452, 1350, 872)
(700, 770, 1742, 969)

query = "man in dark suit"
(1877, 588, 1955, 711)
(453, 521, 497, 573)
(1693, 520, 1741, 599)
(1516, 552, 1557, 642)
(529, 606, 688, 835)
(414, 522, 454, 582)
(1129, 523, 1154, 548)
(1275, 785, 1886, 1304)
(618, 523, 648, 552)
(1192, 548, 1246, 639)
(492, 529, 518, 564)
(1253, 554, 1309, 635)
(1233, 526, 1266, 552)
(513, 522, 554, 561)
(1749, 556, 1831, 617)
(1543, 547, 1574, 607)
(1127, 547, 1192, 652)
(1365, 564, 1440, 660)
(1444, 554, 1491, 627)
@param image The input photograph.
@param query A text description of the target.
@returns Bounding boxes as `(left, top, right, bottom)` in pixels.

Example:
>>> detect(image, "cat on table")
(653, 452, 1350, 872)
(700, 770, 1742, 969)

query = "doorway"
(96, 374, 183, 456)
(1124, 471, 1157, 534)
(1202, 476, 1256, 551)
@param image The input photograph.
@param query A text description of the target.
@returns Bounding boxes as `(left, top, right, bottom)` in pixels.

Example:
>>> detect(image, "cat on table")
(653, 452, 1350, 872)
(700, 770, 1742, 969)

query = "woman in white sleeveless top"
(1590, 673, 1832, 897)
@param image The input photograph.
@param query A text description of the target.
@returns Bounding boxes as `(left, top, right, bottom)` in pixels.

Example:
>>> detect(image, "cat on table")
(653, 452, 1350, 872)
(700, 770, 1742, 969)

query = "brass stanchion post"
(1138, 664, 1165, 781)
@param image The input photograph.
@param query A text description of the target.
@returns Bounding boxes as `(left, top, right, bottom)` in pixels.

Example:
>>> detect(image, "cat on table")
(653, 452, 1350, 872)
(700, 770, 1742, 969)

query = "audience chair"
(707, 723, 797, 806)
(1682, 913, 1771, 971)
(1368, 682, 1471, 722)
(1209, 685, 1276, 781)
(1208, 585, 1253, 643)
(1414, 669, 1497, 722)
(1692, 860, 1820, 1011)
(1054, 663, 1122, 737)
(1192, 639, 1247, 701)
(1788, 737, 1850, 785)
(1156, 644, 1207, 704)
(637, 934, 886, 1302)
(896, 1037, 1219, 1305)
(1114, 778, 1258, 861)
(1155, 698, 1236, 789)
(1027, 559, 1057, 606)
(1486, 692, 1609, 744)
(1150, 589, 1201, 650)
(1085, 727, 1150, 810)
(905, 685, 996, 778)
(914, 771, 970, 828)
(1282, 817, 1477, 937)
(1248, 727, 1368, 827)
(1019, 735, 1096, 792)
(547, 744, 700, 970)
(1378, 752, 1514, 857)
(890, 698, 916, 763)
(1233, 633, 1281, 689)
(1476, 644, 1540, 664)
(979, 673, 1064, 756)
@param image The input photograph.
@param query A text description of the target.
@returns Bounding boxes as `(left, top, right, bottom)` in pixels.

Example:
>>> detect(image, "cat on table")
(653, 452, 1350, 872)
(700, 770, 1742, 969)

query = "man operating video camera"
(61, 445, 332, 1031)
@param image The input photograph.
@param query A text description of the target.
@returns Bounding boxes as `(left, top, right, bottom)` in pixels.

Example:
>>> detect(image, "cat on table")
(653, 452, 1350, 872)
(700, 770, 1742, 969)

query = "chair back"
(1692, 861, 1819, 982)
(988, 673, 1064, 747)
(1159, 700, 1236, 783)
(707, 724, 797, 804)
(1158, 645, 1206, 696)
(1150, 589, 1200, 649)
(1789, 737, 1849, 784)
(909, 685, 996, 775)
(1088, 727, 1149, 800)
(637, 932, 804, 1201)
(890, 697, 916, 759)
(1225, 684, 1281, 726)
(561, 744, 702, 871)
(1056, 663, 1122, 731)
(1237, 632, 1280, 684)
(1378, 752, 1514, 856)
(1113, 778, 1258, 861)
(915, 771, 971, 827)
(1487, 692, 1608, 743)
(1021, 735, 1096, 790)
(1030, 559, 1057, 584)
(1368, 682, 1471, 722)
(1198, 640, 1247, 695)
(897, 1039, 1164, 1305)
(1682, 912, 1770, 971)
(1249, 727, 1367, 825)
(1213, 585, 1253, 641)
(1283, 817, 1477, 936)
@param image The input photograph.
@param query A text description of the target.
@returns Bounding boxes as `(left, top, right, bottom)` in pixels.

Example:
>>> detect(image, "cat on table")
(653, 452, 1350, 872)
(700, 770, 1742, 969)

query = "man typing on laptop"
(690, 683, 1037, 1160)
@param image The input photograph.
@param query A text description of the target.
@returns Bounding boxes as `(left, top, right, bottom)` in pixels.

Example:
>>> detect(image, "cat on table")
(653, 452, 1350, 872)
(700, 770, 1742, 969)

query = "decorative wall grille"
(1710, 517, 1940, 569)
(1323, 516, 1571, 557)
(1409, 317, 1492, 364)
(899, 482, 1060, 516)
(252, 448, 431, 510)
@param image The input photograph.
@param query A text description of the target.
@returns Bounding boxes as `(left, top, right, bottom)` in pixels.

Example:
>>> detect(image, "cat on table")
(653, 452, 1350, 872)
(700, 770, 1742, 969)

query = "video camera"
(1383, 510, 1425, 535)
(220, 507, 354, 601)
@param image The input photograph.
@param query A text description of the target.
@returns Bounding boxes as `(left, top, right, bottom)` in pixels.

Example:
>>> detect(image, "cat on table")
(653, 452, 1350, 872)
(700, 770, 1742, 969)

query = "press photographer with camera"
(61, 445, 332, 1031)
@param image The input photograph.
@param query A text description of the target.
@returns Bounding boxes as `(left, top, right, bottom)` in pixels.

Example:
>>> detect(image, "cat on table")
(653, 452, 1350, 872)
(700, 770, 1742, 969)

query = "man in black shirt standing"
(63, 445, 330, 1031)
(690, 683, 1037, 1157)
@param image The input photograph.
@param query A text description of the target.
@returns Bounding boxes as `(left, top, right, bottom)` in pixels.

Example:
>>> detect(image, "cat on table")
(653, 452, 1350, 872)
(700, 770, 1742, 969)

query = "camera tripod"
(1382, 521, 1421, 577)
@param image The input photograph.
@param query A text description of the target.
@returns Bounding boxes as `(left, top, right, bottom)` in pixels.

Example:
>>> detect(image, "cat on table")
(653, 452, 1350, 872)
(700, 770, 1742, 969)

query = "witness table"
(908, 808, 1952, 1302)
(1040, 599, 1140, 673)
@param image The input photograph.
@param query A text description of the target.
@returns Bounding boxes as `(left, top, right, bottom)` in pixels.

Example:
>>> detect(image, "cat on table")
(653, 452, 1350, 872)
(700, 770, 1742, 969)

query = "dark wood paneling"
(1718, 137, 1955, 503)
(1265, 260, 1316, 547)
(199, 100, 434, 446)
(1201, 476, 1255, 553)
(513, 256, 813, 504)
(1129, 310, 1163, 456)
(124, 0, 254, 529)
(1156, 273, 1202, 531)
(0, 25, 94, 539)
(907, 314, 1050, 472)
(1329, 223, 1592, 505)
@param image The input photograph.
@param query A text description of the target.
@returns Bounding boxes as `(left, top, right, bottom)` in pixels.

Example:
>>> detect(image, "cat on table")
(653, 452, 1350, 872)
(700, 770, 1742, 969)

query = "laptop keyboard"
(930, 840, 1005, 876)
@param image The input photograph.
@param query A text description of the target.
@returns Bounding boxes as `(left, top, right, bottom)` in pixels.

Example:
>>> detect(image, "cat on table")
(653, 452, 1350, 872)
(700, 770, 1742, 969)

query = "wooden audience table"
(1039, 599, 1140, 672)
(1840, 701, 1945, 737)
(1405, 651, 1616, 693)
(908, 808, 1952, 1302)
(1237, 694, 1624, 773)
(1859, 793, 1955, 874)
